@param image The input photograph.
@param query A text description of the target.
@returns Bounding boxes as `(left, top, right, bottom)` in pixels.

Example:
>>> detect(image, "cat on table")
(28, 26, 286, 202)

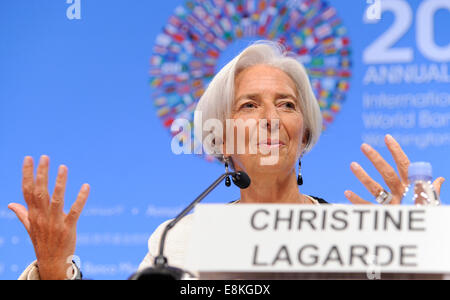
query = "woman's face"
(225, 64, 307, 176)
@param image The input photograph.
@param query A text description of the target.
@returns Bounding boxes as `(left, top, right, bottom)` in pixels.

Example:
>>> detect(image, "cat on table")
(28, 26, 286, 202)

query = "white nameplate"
(185, 204, 450, 274)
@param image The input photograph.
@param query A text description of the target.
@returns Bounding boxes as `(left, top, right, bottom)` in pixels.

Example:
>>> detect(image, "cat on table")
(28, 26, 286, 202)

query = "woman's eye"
(280, 102, 296, 109)
(241, 102, 256, 109)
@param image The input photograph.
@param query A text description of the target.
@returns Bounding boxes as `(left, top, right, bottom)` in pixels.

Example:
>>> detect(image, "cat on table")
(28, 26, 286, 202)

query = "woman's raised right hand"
(8, 155, 90, 280)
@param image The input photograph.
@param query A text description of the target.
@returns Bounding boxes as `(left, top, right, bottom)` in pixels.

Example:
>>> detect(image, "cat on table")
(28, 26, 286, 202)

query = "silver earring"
(224, 156, 231, 187)
(297, 160, 303, 186)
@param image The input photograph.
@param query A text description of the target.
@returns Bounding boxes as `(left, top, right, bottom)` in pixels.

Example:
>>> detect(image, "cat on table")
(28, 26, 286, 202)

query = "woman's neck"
(239, 170, 308, 204)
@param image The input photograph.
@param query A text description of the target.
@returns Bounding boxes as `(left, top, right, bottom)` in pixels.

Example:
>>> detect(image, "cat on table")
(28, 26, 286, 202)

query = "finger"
(34, 155, 51, 209)
(385, 135, 410, 184)
(8, 203, 31, 233)
(22, 156, 35, 208)
(50, 165, 68, 217)
(66, 184, 90, 227)
(361, 144, 404, 196)
(345, 190, 372, 205)
(433, 177, 445, 196)
(350, 162, 384, 197)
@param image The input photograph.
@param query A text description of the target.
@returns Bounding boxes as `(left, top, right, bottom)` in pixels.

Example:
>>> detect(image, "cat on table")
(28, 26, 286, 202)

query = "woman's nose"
(261, 106, 280, 131)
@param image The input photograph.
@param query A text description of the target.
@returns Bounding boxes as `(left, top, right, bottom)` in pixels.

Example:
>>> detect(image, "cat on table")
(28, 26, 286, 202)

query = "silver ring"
(375, 189, 393, 205)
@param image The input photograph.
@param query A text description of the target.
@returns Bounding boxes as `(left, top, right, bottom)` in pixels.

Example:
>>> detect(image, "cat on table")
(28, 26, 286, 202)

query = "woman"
(9, 41, 445, 279)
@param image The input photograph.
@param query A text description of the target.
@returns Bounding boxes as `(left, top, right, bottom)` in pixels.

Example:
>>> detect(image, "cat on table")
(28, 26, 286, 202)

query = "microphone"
(129, 170, 251, 280)
(231, 171, 251, 189)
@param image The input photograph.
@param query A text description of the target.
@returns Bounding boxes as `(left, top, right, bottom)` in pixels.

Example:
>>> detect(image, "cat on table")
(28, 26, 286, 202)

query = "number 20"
(363, 0, 450, 64)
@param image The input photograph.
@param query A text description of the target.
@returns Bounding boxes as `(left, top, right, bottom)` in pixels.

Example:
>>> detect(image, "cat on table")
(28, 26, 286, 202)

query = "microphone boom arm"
(155, 172, 235, 267)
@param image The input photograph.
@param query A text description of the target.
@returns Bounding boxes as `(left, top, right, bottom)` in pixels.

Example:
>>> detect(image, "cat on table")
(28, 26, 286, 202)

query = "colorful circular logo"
(150, 0, 352, 160)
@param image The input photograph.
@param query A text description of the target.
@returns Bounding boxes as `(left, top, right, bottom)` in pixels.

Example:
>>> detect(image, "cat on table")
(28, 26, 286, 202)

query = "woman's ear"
(221, 138, 228, 156)
(302, 129, 311, 148)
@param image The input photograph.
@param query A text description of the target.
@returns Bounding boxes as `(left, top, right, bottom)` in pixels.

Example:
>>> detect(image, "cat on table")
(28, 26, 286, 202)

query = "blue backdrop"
(1, 0, 449, 279)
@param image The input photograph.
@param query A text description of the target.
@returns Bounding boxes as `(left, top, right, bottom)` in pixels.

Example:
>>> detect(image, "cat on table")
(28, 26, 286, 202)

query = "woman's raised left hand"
(345, 134, 445, 205)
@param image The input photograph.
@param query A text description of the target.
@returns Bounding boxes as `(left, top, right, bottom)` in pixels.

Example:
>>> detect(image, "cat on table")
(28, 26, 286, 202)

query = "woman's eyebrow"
(234, 92, 298, 103)
(235, 94, 260, 102)
(275, 93, 298, 101)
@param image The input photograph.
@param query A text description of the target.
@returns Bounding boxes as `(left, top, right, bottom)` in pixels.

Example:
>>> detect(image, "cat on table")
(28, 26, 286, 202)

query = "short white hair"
(194, 40, 322, 162)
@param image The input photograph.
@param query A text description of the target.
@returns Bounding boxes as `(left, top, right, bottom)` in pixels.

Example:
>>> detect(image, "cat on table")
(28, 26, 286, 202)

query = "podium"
(185, 204, 450, 280)
(199, 272, 448, 280)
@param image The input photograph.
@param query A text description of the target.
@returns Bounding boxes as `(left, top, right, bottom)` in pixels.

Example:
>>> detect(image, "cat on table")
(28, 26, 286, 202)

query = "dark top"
(229, 196, 328, 204)
(311, 196, 328, 204)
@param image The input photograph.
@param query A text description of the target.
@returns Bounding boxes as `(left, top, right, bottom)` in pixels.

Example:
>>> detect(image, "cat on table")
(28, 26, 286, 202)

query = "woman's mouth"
(258, 140, 286, 148)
